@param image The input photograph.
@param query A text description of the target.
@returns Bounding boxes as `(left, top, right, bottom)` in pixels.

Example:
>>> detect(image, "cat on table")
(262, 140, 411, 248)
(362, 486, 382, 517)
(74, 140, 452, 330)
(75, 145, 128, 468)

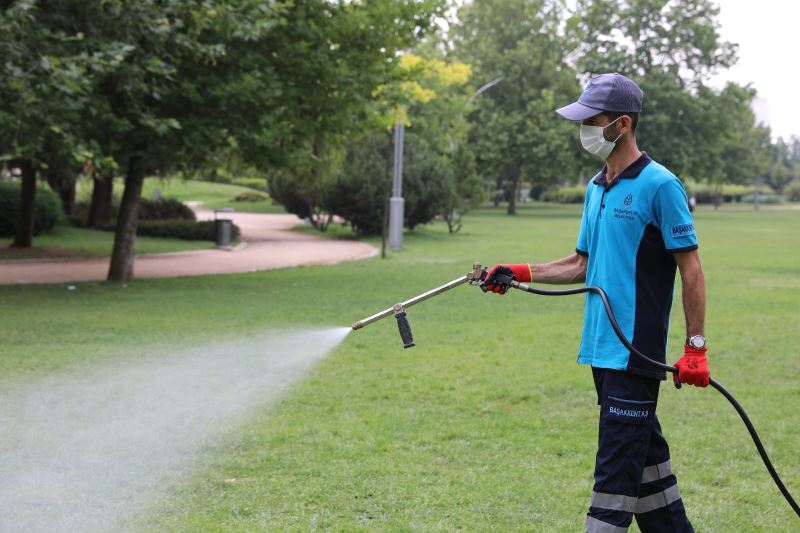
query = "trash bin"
(215, 218, 232, 247)
(214, 208, 235, 247)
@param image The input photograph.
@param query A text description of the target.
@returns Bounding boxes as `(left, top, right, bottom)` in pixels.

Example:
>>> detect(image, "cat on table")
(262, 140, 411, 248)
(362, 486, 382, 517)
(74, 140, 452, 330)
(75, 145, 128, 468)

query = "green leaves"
(453, 0, 592, 203)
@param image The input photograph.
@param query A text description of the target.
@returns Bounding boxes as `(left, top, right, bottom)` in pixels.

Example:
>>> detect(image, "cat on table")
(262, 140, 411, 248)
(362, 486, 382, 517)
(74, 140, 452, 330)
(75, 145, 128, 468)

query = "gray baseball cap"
(556, 73, 643, 121)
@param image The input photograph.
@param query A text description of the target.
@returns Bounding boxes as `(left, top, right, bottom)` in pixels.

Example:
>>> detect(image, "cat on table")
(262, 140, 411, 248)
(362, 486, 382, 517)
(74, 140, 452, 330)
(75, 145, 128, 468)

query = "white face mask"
(579, 116, 623, 160)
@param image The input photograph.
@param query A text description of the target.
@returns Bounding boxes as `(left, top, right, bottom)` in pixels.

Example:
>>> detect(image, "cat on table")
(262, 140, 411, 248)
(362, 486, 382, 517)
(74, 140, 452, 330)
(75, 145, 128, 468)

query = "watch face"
(689, 336, 706, 349)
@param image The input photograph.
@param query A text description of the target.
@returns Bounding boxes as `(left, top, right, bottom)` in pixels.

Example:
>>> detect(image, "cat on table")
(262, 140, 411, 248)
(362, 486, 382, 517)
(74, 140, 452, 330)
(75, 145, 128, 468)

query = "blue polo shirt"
(575, 152, 698, 379)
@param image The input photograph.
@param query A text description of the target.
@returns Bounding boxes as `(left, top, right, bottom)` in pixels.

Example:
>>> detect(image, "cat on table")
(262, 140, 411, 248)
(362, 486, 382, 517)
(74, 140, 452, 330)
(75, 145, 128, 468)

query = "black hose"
(512, 282, 800, 518)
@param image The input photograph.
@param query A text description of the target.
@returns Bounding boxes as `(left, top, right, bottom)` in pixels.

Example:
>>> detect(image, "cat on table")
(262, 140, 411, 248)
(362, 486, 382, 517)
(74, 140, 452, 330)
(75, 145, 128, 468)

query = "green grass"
(1, 204, 799, 531)
(0, 225, 215, 260)
(140, 178, 287, 213)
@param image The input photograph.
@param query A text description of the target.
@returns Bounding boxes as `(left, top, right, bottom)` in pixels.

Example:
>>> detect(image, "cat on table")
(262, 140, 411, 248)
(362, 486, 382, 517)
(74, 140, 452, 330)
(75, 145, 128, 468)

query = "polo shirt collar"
(593, 151, 652, 187)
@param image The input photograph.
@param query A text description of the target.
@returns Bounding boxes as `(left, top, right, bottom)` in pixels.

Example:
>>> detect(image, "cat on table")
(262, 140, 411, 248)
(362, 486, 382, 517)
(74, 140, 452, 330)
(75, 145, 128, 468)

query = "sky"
(710, 0, 800, 139)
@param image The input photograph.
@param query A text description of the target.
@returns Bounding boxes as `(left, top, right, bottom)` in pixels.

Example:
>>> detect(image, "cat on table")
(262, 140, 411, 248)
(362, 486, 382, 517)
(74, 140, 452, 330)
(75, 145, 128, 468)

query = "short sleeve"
(654, 178, 698, 252)
(576, 185, 591, 256)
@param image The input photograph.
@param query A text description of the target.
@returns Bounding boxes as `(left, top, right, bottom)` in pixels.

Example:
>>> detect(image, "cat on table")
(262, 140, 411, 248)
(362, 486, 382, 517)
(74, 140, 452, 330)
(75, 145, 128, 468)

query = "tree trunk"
(45, 162, 76, 216)
(87, 173, 114, 228)
(493, 176, 502, 207)
(12, 159, 36, 248)
(108, 155, 145, 282)
(506, 161, 521, 215)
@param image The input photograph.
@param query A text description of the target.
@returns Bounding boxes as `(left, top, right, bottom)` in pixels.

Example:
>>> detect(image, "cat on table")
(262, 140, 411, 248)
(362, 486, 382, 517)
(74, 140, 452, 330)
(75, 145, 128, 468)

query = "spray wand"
(351, 262, 800, 519)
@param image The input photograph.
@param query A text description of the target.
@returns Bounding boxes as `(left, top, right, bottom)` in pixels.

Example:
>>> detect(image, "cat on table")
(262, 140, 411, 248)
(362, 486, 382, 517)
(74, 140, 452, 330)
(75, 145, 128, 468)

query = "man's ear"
(618, 115, 632, 135)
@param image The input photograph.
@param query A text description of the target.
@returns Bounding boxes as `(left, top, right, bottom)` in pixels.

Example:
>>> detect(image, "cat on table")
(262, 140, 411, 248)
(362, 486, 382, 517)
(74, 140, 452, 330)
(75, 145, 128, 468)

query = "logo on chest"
(613, 193, 638, 221)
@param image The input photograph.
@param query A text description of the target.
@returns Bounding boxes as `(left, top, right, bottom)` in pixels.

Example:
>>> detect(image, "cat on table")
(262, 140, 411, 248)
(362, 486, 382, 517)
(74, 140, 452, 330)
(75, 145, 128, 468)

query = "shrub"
(138, 198, 196, 221)
(232, 177, 269, 192)
(234, 191, 269, 202)
(784, 180, 800, 202)
(324, 132, 456, 235)
(268, 172, 315, 220)
(540, 186, 586, 204)
(137, 220, 240, 241)
(0, 181, 63, 236)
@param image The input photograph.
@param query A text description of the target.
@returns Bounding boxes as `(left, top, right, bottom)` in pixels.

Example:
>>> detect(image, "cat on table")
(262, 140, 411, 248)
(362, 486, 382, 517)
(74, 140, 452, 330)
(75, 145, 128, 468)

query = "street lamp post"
(389, 122, 405, 251)
(388, 76, 503, 252)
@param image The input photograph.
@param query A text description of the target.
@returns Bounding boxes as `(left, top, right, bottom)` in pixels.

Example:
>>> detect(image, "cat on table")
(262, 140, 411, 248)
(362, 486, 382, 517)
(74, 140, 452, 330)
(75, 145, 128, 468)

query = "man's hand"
(482, 263, 532, 294)
(672, 345, 710, 387)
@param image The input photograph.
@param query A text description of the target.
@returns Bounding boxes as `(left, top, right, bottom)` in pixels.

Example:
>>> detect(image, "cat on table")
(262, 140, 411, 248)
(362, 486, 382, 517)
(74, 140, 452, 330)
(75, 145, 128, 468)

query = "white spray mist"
(0, 326, 351, 533)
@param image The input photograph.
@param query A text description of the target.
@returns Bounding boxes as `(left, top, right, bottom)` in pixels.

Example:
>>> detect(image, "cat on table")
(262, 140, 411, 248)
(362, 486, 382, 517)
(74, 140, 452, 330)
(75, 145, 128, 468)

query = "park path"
(0, 206, 377, 284)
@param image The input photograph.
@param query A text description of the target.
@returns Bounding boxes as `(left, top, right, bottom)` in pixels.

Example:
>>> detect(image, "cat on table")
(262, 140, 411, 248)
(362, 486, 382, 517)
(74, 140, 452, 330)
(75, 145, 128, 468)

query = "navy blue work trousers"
(586, 367, 694, 533)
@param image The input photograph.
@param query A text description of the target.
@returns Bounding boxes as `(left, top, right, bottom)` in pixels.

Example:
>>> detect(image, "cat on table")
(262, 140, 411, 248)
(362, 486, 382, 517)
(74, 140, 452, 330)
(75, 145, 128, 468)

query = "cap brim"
(555, 101, 602, 121)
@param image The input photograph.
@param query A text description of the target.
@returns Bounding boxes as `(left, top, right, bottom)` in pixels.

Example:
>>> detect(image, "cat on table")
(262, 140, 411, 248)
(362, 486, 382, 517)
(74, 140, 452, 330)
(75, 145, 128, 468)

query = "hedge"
(71, 197, 197, 228)
(137, 219, 240, 241)
(683, 181, 764, 204)
(0, 181, 63, 236)
(540, 186, 586, 204)
(138, 198, 196, 221)
(234, 191, 269, 202)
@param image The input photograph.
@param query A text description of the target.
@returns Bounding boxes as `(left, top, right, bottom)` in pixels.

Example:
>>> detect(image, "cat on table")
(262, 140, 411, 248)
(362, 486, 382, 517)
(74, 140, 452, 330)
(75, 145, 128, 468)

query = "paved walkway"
(0, 207, 377, 284)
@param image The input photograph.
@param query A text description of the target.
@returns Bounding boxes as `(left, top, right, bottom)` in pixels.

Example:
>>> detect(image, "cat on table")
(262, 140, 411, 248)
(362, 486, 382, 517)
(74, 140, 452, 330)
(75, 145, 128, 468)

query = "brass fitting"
(466, 262, 484, 283)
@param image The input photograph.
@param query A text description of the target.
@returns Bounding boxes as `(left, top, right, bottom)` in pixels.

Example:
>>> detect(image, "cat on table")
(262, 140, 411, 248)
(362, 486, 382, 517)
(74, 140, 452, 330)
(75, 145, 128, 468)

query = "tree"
(0, 1, 102, 247)
(684, 83, 769, 208)
(323, 50, 479, 237)
(81, 0, 285, 282)
(567, 0, 750, 184)
(569, 0, 737, 86)
(323, 132, 392, 236)
(230, 0, 445, 230)
(453, 0, 592, 215)
(392, 52, 484, 232)
(765, 137, 800, 193)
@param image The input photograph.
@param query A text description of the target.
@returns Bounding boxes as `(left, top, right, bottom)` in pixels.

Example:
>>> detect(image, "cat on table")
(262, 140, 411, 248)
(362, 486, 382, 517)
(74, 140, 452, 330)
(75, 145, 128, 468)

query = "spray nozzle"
(393, 304, 415, 349)
(352, 262, 486, 345)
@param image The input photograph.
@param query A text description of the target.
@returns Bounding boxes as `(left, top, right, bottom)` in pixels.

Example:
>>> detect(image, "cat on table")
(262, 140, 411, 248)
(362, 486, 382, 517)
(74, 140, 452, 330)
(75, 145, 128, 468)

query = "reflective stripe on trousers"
(587, 515, 629, 533)
(641, 460, 672, 484)
(591, 483, 682, 514)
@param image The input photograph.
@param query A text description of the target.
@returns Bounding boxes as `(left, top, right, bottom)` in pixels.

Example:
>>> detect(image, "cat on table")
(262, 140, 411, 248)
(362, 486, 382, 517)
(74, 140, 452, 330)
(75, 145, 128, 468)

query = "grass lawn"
(73, 175, 286, 214)
(0, 225, 215, 260)
(1, 204, 798, 531)
(140, 178, 287, 214)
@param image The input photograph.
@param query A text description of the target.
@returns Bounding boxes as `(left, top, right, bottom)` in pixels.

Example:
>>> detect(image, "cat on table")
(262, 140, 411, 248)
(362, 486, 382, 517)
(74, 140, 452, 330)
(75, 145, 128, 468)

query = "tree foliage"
(0, 0, 789, 268)
(565, 0, 769, 198)
(322, 49, 482, 236)
(453, 0, 595, 215)
(569, 0, 737, 85)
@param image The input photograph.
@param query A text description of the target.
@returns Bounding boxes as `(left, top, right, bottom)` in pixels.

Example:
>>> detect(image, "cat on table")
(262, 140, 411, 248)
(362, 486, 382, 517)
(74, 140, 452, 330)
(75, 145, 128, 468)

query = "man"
(483, 73, 710, 533)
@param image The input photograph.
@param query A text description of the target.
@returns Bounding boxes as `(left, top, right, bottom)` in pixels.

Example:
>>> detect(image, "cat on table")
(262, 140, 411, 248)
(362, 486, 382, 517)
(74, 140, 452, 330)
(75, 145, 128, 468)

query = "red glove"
(483, 263, 532, 294)
(673, 345, 710, 387)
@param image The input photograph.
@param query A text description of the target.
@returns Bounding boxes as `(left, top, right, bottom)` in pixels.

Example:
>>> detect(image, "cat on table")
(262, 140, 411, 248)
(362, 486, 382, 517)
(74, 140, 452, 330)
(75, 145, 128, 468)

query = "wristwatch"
(687, 335, 706, 350)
